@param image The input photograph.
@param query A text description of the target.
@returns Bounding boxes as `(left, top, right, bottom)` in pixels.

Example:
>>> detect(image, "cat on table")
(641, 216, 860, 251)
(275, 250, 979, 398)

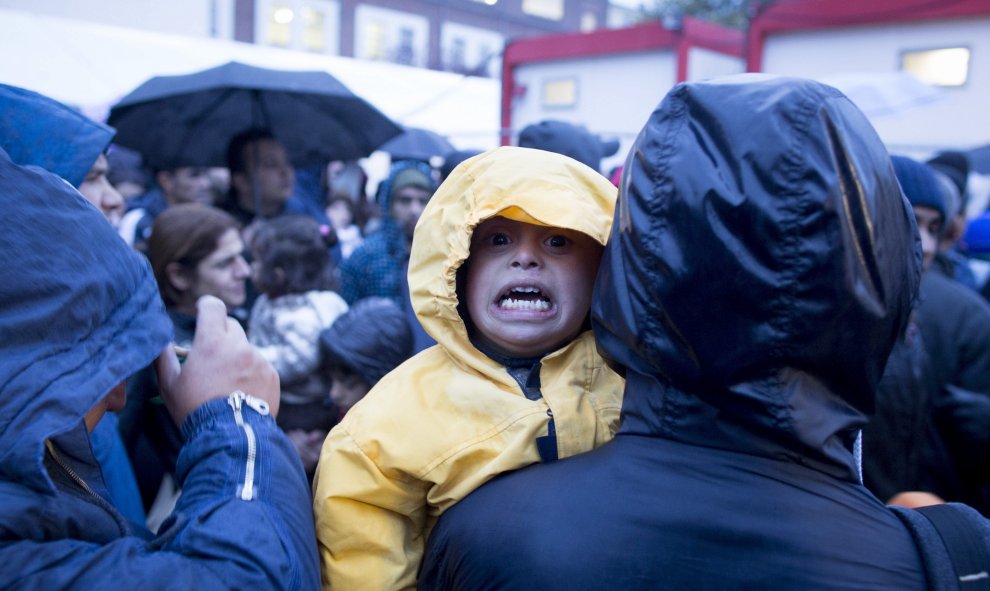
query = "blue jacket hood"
(0, 148, 171, 493)
(592, 74, 922, 481)
(0, 83, 115, 187)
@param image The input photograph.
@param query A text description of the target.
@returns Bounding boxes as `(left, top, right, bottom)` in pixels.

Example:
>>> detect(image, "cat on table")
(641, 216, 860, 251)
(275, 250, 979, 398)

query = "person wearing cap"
(893, 155, 990, 517)
(338, 160, 438, 353)
(927, 150, 978, 289)
(861, 156, 960, 509)
(517, 119, 620, 175)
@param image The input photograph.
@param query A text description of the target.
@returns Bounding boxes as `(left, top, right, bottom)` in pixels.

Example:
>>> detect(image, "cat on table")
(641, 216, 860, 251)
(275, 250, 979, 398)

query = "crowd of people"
(1, 73, 989, 589)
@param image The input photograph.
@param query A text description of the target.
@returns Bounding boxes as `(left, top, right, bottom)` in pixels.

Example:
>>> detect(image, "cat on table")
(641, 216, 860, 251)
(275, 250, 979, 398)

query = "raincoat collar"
(593, 74, 921, 481)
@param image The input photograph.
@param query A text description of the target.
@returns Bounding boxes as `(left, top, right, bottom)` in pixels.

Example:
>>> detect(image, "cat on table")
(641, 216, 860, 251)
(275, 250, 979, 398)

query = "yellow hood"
(409, 145, 618, 379)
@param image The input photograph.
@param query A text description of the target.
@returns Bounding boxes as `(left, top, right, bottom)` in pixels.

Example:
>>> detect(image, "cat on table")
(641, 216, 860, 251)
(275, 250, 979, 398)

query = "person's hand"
(155, 295, 280, 426)
(285, 429, 326, 472)
(886, 491, 945, 509)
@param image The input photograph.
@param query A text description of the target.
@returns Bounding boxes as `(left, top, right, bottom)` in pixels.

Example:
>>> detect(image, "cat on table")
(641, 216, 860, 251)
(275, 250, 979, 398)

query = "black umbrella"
(379, 126, 454, 162)
(107, 61, 402, 170)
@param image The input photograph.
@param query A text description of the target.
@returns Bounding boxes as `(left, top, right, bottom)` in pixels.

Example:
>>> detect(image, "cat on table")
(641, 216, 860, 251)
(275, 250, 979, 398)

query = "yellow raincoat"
(312, 146, 625, 590)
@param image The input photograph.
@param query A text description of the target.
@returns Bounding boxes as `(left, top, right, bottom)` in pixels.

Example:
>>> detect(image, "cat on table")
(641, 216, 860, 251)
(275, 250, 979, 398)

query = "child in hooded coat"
(312, 146, 624, 590)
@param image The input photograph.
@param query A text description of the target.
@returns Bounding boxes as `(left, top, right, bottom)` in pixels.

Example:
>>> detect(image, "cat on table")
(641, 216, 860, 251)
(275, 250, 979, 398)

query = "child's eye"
(546, 235, 569, 248)
(490, 233, 510, 246)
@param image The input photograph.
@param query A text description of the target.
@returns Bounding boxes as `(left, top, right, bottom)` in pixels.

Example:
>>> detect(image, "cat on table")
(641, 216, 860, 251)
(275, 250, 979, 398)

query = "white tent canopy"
(0, 8, 500, 150)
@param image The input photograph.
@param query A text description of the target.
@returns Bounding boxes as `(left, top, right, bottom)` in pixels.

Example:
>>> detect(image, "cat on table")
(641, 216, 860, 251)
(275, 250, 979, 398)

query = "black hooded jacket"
(418, 75, 990, 590)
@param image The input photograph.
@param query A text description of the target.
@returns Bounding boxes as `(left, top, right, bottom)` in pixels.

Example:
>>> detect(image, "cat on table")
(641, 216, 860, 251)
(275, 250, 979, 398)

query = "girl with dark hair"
(247, 214, 349, 475)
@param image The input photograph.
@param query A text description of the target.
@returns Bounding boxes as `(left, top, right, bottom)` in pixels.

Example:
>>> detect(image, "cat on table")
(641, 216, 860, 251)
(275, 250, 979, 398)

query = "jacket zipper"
(44, 439, 129, 535)
(227, 390, 270, 501)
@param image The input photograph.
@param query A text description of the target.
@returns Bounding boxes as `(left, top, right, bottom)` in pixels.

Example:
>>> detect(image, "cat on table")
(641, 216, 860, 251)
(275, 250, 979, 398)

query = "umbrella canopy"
(378, 126, 454, 162)
(107, 61, 402, 170)
(968, 144, 990, 175)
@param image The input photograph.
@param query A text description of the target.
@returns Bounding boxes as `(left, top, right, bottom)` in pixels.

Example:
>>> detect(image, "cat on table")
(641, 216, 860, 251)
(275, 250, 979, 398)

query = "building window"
(901, 47, 970, 87)
(580, 11, 597, 32)
(302, 6, 326, 52)
(523, 0, 564, 21)
(267, 3, 293, 46)
(395, 27, 415, 65)
(542, 78, 577, 108)
(364, 20, 386, 60)
(450, 37, 467, 71)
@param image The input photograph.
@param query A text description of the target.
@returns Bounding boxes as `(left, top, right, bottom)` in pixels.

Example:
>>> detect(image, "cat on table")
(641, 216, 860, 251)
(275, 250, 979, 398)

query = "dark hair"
(148, 204, 241, 307)
(226, 128, 277, 176)
(251, 214, 335, 298)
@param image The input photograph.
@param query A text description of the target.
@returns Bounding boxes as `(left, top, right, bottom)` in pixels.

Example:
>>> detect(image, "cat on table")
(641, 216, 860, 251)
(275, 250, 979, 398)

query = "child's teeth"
(500, 298, 550, 311)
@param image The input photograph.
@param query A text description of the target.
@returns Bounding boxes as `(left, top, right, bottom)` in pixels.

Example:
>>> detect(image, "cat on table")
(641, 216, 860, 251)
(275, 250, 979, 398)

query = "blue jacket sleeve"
(0, 396, 321, 590)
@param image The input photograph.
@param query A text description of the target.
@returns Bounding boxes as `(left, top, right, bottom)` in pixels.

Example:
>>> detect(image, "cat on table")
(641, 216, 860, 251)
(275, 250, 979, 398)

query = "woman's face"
(188, 228, 251, 309)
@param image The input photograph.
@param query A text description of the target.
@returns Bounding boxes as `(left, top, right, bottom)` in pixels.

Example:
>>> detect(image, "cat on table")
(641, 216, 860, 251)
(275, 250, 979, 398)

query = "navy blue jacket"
(419, 75, 990, 590)
(0, 150, 320, 589)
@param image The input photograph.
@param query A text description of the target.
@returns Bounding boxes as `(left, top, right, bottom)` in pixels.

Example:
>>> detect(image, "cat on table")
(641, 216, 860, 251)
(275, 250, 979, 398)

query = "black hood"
(592, 74, 921, 481)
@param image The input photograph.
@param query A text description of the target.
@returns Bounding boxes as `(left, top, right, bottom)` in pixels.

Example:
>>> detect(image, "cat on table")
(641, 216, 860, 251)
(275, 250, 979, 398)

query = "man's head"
(464, 216, 602, 359)
(517, 120, 620, 175)
(891, 155, 947, 270)
(157, 166, 215, 206)
(386, 163, 434, 239)
(78, 153, 125, 227)
(591, 75, 919, 455)
(227, 129, 295, 217)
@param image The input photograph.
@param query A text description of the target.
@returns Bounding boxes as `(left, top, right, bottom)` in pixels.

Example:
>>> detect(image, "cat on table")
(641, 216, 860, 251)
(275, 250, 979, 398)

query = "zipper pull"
(227, 390, 271, 416)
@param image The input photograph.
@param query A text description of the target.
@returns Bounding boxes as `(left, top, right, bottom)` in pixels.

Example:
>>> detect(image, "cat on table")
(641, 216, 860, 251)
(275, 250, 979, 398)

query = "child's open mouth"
(497, 286, 552, 312)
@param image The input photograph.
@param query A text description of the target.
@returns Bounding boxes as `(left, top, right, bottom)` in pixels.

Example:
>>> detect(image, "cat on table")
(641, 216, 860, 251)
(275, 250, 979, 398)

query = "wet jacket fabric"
(917, 270, 990, 394)
(312, 146, 625, 591)
(0, 150, 320, 590)
(916, 270, 990, 515)
(863, 318, 960, 504)
(419, 76, 990, 590)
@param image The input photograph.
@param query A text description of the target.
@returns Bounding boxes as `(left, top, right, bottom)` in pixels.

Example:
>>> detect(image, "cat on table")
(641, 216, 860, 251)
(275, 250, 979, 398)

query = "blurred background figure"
(517, 119, 619, 176)
(438, 148, 483, 184)
(325, 192, 364, 260)
(247, 214, 348, 477)
(223, 128, 296, 229)
(119, 165, 217, 252)
(319, 297, 414, 421)
(339, 160, 437, 353)
(107, 145, 151, 202)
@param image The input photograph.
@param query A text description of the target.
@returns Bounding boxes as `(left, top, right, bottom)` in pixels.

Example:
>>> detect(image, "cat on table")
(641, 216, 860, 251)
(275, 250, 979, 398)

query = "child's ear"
(273, 267, 286, 288)
(165, 262, 192, 291)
